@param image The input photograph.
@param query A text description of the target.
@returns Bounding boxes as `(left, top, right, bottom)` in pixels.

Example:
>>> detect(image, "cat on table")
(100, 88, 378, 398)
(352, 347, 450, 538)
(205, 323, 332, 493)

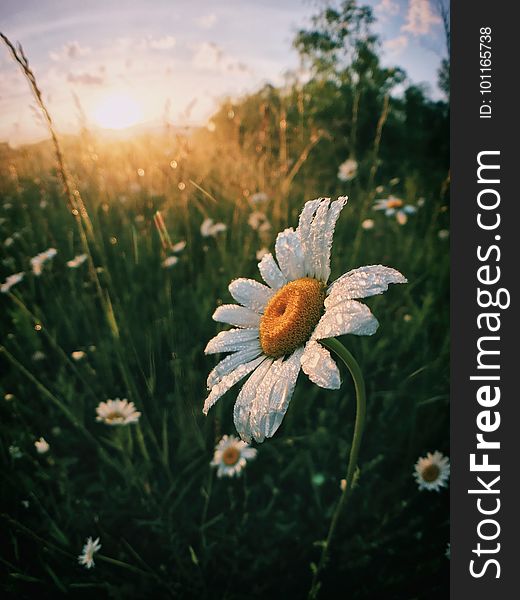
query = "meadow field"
(1, 3, 450, 598)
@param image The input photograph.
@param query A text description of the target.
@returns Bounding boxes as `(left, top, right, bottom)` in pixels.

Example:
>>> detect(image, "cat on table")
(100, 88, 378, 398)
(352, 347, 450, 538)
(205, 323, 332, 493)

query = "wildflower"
(34, 437, 50, 454)
(256, 247, 269, 261)
(373, 196, 416, 225)
(211, 434, 257, 478)
(78, 537, 101, 569)
(5, 393, 15, 401)
(248, 211, 271, 232)
(375, 185, 384, 194)
(71, 350, 86, 361)
(8, 445, 22, 459)
(414, 451, 450, 491)
(1, 271, 24, 293)
(67, 254, 88, 268)
(30, 248, 57, 276)
(96, 398, 141, 426)
(4, 237, 14, 247)
(201, 218, 227, 238)
(250, 192, 268, 205)
(172, 240, 187, 253)
(361, 219, 375, 230)
(204, 197, 406, 442)
(438, 229, 449, 240)
(337, 158, 358, 182)
(162, 256, 179, 268)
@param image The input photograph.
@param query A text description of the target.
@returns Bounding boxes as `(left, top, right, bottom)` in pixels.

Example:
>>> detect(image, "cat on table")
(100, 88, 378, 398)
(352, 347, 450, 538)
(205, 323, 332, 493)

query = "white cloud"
(196, 13, 217, 30)
(66, 71, 104, 85)
(376, 0, 400, 17)
(402, 0, 441, 36)
(50, 41, 91, 61)
(192, 42, 251, 75)
(149, 36, 176, 50)
(384, 35, 409, 55)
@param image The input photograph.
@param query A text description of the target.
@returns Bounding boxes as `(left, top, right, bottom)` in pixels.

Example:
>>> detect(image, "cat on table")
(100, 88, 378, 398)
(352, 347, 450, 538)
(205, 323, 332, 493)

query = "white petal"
(312, 300, 379, 340)
(258, 252, 287, 290)
(326, 265, 407, 307)
(207, 345, 263, 388)
(297, 198, 322, 277)
(228, 278, 273, 313)
(205, 328, 259, 355)
(250, 348, 304, 443)
(233, 358, 274, 442)
(275, 228, 306, 281)
(297, 197, 347, 282)
(203, 355, 266, 414)
(212, 304, 261, 328)
(301, 340, 341, 389)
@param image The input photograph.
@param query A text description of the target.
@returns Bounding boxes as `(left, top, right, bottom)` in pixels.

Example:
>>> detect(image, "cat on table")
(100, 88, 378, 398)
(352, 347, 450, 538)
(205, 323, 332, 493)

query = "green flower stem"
(308, 337, 367, 600)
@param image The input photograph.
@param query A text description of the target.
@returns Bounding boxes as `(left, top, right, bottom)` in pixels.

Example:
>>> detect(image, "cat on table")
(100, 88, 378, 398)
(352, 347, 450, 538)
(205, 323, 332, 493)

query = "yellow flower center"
(222, 446, 241, 465)
(259, 277, 325, 358)
(387, 198, 403, 209)
(105, 411, 124, 422)
(421, 464, 440, 482)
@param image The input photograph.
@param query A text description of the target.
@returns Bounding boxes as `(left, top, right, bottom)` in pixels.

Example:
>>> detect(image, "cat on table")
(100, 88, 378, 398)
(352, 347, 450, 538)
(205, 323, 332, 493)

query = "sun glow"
(92, 92, 143, 130)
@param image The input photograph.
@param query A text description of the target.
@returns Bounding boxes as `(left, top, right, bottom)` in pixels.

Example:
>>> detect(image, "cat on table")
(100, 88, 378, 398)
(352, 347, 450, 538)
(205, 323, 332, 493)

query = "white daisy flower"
(96, 398, 141, 426)
(78, 537, 101, 569)
(361, 219, 375, 230)
(30, 247, 57, 276)
(34, 437, 50, 454)
(201, 218, 227, 238)
(256, 247, 269, 261)
(248, 211, 271, 232)
(172, 240, 187, 253)
(414, 451, 450, 491)
(211, 434, 257, 478)
(373, 196, 417, 225)
(250, 192, 269, 205)
(1, 271, 24, 294)
(71, 350, 86, 361)
(337, 158, 358, 182)
(67, 253, 88, 268)
(203, 197, 406, 443)
(162, 256, 179, 269)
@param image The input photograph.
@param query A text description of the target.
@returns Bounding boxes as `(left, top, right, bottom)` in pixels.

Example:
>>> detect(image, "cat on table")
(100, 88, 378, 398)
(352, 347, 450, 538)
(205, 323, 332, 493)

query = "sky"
(0, 0, 448, 145)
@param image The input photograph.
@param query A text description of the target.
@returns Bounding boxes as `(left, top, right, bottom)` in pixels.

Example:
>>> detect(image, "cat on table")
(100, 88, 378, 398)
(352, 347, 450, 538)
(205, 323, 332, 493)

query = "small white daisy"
(373, 196, 416, 225)
(78, 537, 101, 569)
(337, 158, 358, 182)
(414, 451, 450, 491)
(211, 434, 257, 478)
(96, 398, 141, 426)
(248, 211, 271, 232)
(256, 247, 269, 261)
(201, 218, 227, 238)
(30, 247, 57, 276)
(71, 350, 86, 361)
(1, 271, 24, 294)
(67, 254, 88, 268)
(361, 219, 375, 230)
(204, 197, 406, 443)
(162, 256, 179, 269)
(34, 437, 50, 454)
(172, 240, 187, 253)
(250, 192, 269, 205)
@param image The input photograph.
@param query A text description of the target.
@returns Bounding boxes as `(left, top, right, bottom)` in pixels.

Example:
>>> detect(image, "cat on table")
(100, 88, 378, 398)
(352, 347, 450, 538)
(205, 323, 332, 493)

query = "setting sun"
(92, 92, 143, 130)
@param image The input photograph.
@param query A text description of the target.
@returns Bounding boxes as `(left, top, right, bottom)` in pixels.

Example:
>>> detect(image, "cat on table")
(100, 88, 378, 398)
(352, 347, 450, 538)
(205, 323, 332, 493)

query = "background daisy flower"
(337, 158, 358, 181)
(414, 451, 450, 491)
(204, 197, 406, 443)
(1, 272, 24, 293)
(78, 536, 101, 569)
(96, 398, 141, 426)
(200, 218, 227, 238)
(373, 196, 417, 225)
(211, 434, 257, 478)
(34, 437, 50, 454)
